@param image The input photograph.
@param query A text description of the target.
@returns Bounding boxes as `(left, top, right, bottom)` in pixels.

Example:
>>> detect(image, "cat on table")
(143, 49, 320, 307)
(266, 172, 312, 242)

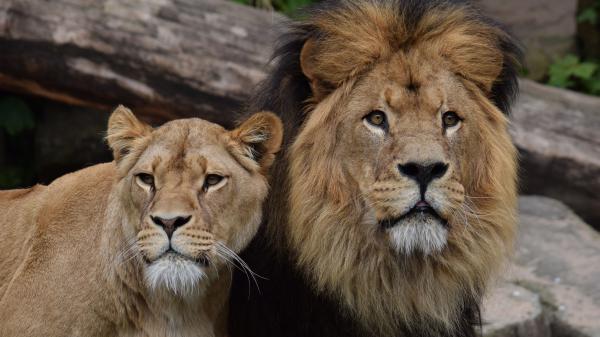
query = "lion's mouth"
(148, 249, 210, 267)
(378, 200, 447, 229)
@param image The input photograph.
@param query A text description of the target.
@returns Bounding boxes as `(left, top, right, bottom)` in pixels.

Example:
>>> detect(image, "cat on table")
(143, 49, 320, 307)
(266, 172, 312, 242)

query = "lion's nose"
(398, 162, 448, 193)
(151, 215, 191, 239)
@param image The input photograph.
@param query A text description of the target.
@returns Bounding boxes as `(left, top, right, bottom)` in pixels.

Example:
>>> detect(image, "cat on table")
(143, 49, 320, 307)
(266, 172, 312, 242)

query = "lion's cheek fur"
(288, 126, 453, 335)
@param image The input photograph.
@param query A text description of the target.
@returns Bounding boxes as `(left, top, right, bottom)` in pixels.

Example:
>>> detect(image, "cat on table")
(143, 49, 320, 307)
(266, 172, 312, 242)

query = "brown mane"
(229, 1, 522, 336)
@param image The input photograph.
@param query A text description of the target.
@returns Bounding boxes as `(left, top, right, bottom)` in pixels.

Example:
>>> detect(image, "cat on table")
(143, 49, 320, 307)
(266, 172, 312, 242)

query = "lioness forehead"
(152, 118, 227, 146)
(135, 118, 236, 173)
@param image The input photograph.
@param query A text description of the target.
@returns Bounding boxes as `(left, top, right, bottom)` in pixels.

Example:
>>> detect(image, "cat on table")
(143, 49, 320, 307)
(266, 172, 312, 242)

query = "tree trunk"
(0, 0, 284, 126)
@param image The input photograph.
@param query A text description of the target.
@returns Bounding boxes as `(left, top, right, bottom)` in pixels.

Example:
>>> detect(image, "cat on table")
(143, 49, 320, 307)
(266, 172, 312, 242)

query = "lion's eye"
(204, 174, 224, 190)
(136, 173, 154, 186)
(364, 110, 388, 129)
(442, 111, 461, 128)
(135, 173, 155, 191)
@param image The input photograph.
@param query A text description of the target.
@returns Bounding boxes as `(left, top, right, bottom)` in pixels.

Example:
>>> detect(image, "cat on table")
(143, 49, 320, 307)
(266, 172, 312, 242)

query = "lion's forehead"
(137, 117, 236, 163)
(150, 120, 224, 146)
(136, 143, 241, 177)
(381, 60, 459, 108)
(352, 59, 463, 112)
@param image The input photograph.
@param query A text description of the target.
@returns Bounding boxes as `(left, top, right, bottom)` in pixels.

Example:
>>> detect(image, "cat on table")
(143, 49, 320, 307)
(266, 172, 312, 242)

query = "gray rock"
(513, 196, 600, 337)
(475, 0, 577, 80)
(486, 196, 600, 337)
(511, 80, 600, 229)
(482, 283, 549, 337)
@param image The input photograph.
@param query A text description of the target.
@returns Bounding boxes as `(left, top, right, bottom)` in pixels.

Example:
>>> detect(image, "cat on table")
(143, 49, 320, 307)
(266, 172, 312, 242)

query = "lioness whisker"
(115, 237, 140, 264)
(215, 242, 263, 295)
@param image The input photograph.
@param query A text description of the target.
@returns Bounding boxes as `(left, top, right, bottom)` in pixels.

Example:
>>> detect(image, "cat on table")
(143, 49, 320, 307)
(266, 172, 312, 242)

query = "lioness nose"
(151, 215, 191, 239)
(398, 162, 448, 190)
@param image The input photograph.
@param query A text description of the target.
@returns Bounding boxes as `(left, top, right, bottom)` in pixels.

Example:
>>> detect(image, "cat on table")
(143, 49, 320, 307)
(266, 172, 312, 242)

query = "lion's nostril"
(430, 163, 449, 179)
(398, 162, 449, 192)
(398, 163, 420, 178)
(151, 215, 192, 239)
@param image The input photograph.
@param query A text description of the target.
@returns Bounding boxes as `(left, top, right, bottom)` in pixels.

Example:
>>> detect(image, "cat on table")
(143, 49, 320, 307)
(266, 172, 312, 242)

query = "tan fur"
(300, 2, 512, 97)
(0, 106, 282, 337)
(281, 1, 519, 336)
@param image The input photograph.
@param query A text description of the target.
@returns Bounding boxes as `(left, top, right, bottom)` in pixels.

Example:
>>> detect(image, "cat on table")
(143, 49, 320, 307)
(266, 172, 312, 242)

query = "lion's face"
(107, 107, 282, 296)
(289, 50, 516, 336)
(283, 2, 520, 335)
(337, 54, 481, 255)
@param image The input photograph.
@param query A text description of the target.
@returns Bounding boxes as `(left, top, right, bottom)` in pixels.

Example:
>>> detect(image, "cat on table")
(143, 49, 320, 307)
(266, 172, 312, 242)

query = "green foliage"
(578, 7, 598, 24)
(0, 167, 29, 189)
(273, 0, 315, 15)
(232, 0, 316, 16)
(578, 0, 600, 24)
(0, 95, 36, 189)
(547, 55, 600, 96)
(0, 96, 35, 135)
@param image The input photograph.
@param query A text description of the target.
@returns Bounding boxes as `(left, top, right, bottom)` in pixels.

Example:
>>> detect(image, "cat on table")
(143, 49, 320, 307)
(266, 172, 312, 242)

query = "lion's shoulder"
(34, 162, 117, 235)
(0, 163, 118, 285)
(46, 162, 117, 192)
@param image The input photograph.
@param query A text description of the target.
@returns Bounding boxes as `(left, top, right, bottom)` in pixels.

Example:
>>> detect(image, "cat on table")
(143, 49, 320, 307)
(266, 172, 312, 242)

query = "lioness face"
(107, 107, 282, 296)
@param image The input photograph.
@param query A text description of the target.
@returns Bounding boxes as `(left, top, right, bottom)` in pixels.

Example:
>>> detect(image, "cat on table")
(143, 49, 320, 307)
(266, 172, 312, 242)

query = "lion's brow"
(151, 156, 162, 171)
(188, 155, 207, 173)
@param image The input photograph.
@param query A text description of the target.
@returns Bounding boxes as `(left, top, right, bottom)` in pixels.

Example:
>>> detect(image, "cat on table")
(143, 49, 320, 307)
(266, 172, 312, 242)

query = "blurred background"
(0, 0, 598, 336)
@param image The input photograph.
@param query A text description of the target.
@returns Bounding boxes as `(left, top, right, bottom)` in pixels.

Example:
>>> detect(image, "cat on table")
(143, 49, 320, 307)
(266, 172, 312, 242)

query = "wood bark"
(0, 0, 284, 126)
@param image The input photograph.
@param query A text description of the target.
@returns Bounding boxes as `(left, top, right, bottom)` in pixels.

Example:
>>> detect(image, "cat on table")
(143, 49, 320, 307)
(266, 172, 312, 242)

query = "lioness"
(229, 1, 521, 337)
(0, 106, 282, 337)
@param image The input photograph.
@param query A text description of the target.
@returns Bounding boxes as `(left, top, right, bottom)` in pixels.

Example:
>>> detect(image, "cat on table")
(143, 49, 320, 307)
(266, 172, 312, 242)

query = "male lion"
(0, 106, 282, 337)
(229, 1, 522, 336)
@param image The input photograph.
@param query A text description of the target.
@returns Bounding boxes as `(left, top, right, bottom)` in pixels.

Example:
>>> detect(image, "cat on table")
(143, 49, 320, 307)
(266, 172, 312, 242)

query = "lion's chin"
(144, 252, 208, 297)
(386, 212, 448, 255)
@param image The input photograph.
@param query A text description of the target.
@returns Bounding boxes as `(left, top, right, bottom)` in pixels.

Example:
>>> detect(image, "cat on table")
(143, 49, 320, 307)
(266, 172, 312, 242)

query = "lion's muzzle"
(150, 214, 192, 238)
(397, 161, 449, 198)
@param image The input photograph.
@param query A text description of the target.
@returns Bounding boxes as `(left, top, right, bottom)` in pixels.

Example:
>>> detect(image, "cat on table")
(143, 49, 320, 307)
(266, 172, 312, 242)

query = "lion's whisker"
(214, 242, 263, 296)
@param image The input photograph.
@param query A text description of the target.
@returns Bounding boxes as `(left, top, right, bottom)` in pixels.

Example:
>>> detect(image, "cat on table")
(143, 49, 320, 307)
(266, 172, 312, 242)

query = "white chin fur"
(144, 256, 206, 296)
(388, 219, 448, 255)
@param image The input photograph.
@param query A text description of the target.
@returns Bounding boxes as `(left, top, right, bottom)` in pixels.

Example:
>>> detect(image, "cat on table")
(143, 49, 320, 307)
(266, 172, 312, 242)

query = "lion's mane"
(229, 1, 522, 336)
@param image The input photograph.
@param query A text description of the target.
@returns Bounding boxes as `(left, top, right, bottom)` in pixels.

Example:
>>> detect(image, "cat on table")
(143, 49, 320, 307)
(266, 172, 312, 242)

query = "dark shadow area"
(0, 91, 112, 189)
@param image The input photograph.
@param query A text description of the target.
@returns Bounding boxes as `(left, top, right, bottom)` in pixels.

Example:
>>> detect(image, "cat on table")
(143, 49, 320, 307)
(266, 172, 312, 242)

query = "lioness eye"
(136, 173, 154, 186)
(442, 111, 461, 128)
(204, 174, 224, 189)
(364, 110, 388, 129)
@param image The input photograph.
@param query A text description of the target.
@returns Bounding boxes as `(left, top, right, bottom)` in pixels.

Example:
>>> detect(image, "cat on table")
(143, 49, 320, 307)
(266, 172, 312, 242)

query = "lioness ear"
(229, 111, 283, 173)
(106, 105, 152, 162)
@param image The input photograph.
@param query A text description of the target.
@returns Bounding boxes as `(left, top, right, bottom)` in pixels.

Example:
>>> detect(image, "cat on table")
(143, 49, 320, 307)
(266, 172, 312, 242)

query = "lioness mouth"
(155, 249, 210, 267)
(379, 201, 447, 229)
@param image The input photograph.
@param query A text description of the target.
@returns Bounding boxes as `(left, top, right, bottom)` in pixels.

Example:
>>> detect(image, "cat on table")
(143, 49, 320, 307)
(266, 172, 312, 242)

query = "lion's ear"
(228, 111, 283, 173)
(106, 105, 152, 162)
(300, 38, 334, 101)
(434, 24, 506, 93)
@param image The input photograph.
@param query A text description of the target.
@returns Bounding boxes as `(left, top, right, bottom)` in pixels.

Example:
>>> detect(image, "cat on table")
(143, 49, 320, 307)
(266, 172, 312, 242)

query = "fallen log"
(0, 0, 284, 125)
